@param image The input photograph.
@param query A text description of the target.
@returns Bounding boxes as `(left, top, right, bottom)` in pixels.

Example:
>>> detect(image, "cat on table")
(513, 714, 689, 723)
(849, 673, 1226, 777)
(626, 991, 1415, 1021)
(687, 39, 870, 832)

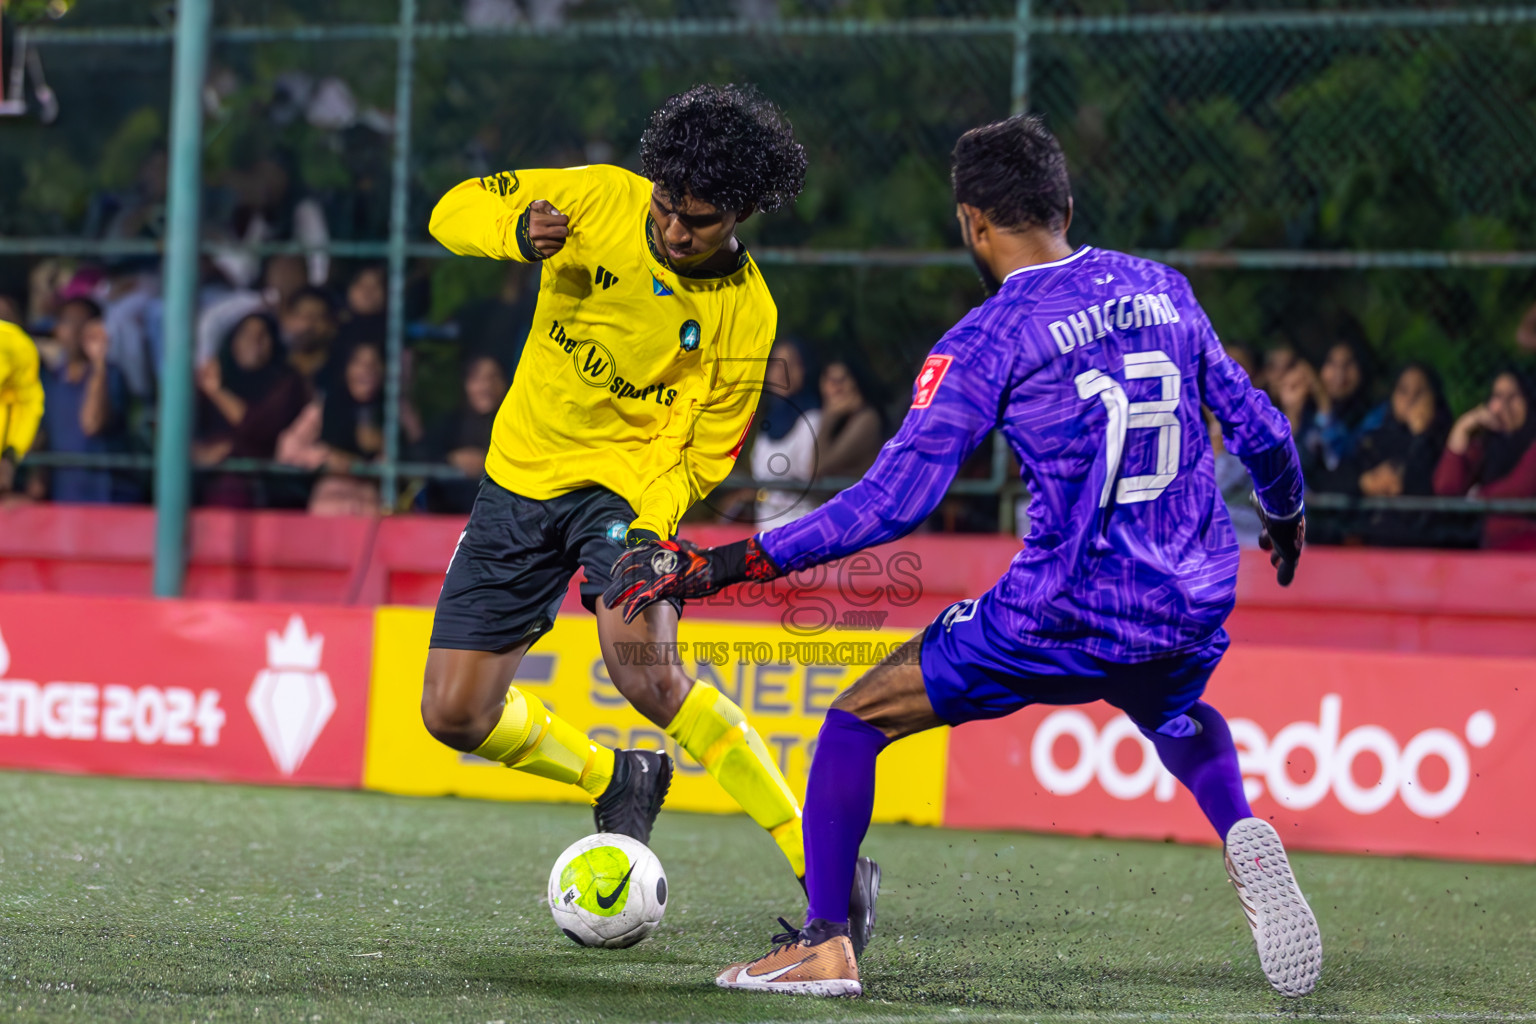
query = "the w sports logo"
(574, 340, 617, 388)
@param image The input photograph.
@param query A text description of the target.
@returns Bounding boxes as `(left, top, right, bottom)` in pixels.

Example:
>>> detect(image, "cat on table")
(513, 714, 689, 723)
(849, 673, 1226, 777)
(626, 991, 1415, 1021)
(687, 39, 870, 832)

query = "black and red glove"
(1252, 493, 1305, 587)
(603, 536, 783, 624)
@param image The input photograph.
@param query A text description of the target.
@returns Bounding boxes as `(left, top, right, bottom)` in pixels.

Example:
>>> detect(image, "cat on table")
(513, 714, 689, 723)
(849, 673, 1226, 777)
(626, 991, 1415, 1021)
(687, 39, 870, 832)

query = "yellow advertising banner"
(364, 607, 947, 825)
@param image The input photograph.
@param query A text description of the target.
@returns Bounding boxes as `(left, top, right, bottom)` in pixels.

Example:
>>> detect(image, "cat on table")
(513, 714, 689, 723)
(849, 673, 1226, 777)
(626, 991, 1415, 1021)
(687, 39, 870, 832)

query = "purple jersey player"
(607, 115, 1319, 999)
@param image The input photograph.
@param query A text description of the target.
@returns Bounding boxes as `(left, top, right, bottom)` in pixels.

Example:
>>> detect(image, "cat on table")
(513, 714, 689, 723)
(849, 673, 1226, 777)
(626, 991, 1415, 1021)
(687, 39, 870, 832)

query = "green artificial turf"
(2, 770, 1532, 1023)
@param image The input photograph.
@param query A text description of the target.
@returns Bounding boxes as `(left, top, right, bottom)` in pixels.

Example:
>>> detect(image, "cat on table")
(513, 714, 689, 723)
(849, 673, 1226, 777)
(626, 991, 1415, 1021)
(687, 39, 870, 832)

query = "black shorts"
(429, 478, 679, 652)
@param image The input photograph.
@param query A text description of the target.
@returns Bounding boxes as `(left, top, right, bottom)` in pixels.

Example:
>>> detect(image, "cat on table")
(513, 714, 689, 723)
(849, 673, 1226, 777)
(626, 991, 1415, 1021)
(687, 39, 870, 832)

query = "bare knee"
(829, 637, 936, 740)
(829, 670, 893, 724)
(829, 681, 875, 717)
(608, 663, 692, 728)
(421, 651, 507, 752)
(420, 682, 496, 752)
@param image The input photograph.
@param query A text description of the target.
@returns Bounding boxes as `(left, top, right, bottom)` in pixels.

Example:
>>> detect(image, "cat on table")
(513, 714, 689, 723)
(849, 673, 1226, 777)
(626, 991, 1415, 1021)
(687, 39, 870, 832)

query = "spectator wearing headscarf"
(194, 312, 311, 506)
(196, 313, 310, 454)
(419, 353, 508, 514)
(750, 337, 821, 525)
(1434, 368, 1536, 550)
(1352, 363, 1454, 547)
(319, 340, 385, 461)
(194, 255, 309, 367)
(1308, 340, 1381, 478)
(277, 341, 386, 515)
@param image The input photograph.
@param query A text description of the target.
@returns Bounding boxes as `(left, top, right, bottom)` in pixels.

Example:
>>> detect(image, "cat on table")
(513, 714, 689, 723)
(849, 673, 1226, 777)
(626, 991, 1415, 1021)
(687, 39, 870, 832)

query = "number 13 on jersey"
(1074, 349, 1182, 506)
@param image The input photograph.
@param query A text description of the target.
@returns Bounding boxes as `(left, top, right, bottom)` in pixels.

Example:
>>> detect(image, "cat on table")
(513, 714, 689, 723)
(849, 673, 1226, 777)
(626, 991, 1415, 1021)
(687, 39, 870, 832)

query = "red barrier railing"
(4, 504, 1536, 655)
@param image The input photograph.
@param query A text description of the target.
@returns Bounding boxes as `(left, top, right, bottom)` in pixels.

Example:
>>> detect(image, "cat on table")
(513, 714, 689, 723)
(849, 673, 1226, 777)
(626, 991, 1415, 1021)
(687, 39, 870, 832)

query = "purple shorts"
(919, 591, 1228, 734)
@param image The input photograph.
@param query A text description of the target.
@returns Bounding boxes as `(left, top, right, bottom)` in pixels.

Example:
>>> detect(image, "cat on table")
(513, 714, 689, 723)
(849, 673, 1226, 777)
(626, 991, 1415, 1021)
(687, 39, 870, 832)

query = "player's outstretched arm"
(607, 447, 974, 623)
(1190, 289, 1306, 585)
(607, 329, 1006, 622)
(605, 535, 782, 623)
(427, 168, 582, 262)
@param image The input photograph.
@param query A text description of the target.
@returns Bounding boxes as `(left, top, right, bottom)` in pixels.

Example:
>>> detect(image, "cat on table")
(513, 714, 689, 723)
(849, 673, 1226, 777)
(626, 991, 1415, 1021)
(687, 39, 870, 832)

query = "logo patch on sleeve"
(911, 354, 954, 409)
(480, 170, 520, 197)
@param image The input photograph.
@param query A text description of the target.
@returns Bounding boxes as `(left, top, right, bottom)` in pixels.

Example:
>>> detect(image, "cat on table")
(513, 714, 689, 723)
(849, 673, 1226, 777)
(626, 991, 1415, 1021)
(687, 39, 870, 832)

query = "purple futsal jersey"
(758, 246, 1303, 663)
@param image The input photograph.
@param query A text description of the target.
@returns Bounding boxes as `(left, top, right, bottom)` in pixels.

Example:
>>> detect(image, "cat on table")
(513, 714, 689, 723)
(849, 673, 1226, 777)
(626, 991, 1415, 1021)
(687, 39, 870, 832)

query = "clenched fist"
(523, 199, 569, 259)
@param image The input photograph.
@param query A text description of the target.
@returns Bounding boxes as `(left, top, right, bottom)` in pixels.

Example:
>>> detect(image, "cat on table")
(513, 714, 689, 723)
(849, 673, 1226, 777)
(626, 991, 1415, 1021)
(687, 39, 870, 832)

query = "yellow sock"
(471, 687, 614, 799)
(666, 682, 805, 877)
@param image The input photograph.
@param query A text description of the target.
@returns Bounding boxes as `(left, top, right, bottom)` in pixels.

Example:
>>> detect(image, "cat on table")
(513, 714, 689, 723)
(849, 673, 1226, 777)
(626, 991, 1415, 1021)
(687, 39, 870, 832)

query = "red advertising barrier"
(0, 505, 382, 604)
(6, 506, 1536, 657)
(0, 593, 373, 788)
(1, 579, 1532, 863)
(943, 643, 1536, 862)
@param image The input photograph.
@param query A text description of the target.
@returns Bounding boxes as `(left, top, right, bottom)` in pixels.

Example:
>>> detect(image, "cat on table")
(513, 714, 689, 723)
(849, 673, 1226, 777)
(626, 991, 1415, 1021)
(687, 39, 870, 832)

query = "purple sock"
(1143, 701, 1252, 840)
(803, 708, 891, 924)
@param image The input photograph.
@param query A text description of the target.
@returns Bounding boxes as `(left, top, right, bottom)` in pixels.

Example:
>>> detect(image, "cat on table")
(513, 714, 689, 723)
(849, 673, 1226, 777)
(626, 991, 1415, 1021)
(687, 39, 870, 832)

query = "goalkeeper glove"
(1252, 493, 1305, 587)
(604, 536, 783, 624)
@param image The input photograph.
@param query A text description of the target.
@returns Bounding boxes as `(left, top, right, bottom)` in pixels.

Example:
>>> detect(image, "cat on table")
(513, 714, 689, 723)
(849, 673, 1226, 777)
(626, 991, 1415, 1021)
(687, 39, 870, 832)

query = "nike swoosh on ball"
(595, 865, 636, 909)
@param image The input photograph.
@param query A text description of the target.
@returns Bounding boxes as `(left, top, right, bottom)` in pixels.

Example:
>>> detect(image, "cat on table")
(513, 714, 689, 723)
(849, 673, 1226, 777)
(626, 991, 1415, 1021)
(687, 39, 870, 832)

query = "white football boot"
(1223, 817, 1322, 997)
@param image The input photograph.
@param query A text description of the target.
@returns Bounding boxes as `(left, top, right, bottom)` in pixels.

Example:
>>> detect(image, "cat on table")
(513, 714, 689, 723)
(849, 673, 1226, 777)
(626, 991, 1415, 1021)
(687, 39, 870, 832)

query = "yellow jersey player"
(0, 320, 45, 498)
(424, 84, 881, 953)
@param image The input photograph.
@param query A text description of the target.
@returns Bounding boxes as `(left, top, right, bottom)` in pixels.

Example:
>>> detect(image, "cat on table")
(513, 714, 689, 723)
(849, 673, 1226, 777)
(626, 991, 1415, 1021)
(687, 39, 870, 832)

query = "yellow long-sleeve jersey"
(0, 321, 44, 461)
(429, 164, 776, 538)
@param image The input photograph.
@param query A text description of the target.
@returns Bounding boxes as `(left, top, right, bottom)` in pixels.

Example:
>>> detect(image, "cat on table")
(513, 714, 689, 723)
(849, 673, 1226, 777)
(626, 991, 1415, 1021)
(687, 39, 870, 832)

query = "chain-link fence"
(1, 1, 1534, 572)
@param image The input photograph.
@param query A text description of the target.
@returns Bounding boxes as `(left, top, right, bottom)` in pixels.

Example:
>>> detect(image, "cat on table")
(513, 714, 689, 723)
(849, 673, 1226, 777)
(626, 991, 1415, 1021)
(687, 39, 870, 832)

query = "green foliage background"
(1, 0, 1533, 413)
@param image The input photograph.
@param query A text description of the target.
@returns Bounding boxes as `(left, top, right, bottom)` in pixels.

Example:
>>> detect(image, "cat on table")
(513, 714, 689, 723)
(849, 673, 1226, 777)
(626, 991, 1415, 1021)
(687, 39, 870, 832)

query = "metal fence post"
(1011, 0, 1031, 115)
(988, 1, 1033, 531)
(381, 0, 418, 510)
(152, 0, 211, 598)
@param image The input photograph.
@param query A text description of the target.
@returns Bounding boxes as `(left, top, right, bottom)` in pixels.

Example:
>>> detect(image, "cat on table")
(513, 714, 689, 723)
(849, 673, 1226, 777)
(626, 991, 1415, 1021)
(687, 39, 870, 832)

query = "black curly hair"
(640, 84, 807, 216)
(951, 114, 1071, 232)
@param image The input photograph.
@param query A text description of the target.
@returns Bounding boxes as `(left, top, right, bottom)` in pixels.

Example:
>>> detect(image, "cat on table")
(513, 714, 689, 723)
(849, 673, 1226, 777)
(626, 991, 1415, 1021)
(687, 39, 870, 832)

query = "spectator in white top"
(749, 337, 821, 526)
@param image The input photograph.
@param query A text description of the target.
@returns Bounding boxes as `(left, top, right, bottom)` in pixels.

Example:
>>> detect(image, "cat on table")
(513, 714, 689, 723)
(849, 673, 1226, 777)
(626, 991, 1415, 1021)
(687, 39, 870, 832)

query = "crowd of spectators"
(1218, 339, 1536, 551)
(2, 248, 1534, 550)
(0, 254, 514, 516)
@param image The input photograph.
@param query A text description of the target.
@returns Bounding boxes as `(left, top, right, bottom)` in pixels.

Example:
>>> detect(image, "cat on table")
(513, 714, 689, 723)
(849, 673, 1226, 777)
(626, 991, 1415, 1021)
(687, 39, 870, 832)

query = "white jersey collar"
(1002, 245, 1094, 284)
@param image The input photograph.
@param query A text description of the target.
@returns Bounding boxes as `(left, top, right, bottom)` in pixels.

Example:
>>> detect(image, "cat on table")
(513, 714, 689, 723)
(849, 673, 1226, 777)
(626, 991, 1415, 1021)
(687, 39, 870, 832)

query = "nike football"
(548, 832, 668, 948)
